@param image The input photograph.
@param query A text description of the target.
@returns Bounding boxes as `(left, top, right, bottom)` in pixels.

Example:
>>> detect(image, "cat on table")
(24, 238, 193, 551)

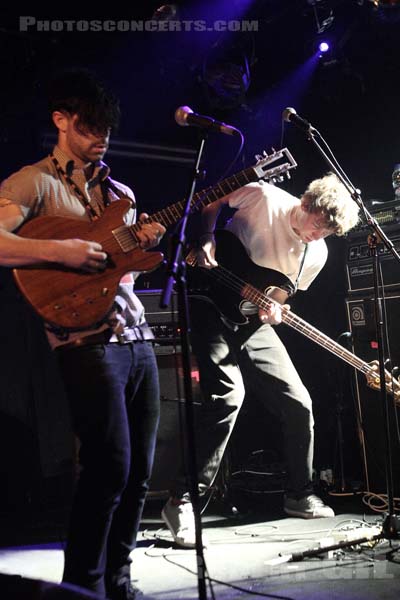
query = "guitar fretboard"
(112, 167, 257, 251)
(111, 148, 297, 257)
(140, 168, 255, 229)
(211, 266, 400, 401)
(248, 285, 369, 373)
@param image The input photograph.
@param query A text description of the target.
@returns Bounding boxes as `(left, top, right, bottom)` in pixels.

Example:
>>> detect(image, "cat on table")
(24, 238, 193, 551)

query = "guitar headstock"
(252, 147, 297, 184)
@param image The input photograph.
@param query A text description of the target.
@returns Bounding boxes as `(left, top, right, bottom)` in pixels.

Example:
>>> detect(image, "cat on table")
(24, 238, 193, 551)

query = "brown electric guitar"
(13, 148, 297, 330)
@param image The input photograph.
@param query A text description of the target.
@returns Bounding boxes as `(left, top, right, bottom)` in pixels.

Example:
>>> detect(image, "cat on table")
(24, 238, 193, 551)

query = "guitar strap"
(293, 243, 308, 294)
(100, 177, 136, 208)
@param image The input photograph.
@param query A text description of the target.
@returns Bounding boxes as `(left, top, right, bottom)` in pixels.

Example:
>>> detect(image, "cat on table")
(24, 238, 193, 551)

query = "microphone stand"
(303, 125, 400, 541)
(160, 132, 209, 600)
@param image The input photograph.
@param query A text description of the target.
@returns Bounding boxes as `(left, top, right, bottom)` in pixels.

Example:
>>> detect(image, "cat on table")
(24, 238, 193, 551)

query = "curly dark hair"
(47, 68, 120, 135)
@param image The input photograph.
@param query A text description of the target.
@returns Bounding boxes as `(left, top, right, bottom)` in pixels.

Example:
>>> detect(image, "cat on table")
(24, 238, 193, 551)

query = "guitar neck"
(248, 286, 371, 375)
(112, 149, 296, 251)
(135, 166, 257, 231)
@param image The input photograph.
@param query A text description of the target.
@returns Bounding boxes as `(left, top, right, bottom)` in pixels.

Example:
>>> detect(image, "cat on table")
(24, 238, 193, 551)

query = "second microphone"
(175, 106, 241, 137)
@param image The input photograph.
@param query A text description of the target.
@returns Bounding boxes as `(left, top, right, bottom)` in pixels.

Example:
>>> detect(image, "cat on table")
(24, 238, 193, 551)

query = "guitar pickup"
(112, 225, 138, 253)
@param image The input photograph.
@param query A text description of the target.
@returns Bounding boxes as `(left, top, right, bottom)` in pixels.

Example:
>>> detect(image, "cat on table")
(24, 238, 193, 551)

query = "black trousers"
(173, 300, 314, 499)
(57, 341, 160, 598)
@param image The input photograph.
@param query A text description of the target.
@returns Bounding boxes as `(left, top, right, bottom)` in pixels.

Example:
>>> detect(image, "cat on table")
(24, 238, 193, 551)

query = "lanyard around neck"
(50, 154, 107, 221)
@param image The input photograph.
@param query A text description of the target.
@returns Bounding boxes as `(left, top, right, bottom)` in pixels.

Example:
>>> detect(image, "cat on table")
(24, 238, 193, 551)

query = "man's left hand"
(258, 303, 290, 326)
(136, 213, 166, 249)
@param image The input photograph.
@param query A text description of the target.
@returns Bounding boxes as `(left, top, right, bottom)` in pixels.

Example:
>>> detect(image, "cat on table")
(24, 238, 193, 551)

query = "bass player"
(162, 172, 360, 548)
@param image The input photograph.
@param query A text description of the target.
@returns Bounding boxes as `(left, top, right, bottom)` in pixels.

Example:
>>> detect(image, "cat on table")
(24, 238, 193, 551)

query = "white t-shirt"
(225, 181, 328, 291)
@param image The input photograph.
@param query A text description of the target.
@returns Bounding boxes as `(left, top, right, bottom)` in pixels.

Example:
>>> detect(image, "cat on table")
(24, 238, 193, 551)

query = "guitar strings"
(199, 264, 398, 401)
(127, 155, 291, 237)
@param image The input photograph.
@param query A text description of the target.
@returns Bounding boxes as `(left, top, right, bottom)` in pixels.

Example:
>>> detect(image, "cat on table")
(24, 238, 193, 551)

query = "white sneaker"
(161, 498, 196, 548)
(284, 494, 335, 519)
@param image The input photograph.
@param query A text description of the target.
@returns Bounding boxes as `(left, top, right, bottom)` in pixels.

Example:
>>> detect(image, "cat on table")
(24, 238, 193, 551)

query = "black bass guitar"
(186, 230, 400, 405)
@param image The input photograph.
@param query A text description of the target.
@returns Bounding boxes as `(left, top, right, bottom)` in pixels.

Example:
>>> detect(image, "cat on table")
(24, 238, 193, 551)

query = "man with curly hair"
(162, 173, 360, 548)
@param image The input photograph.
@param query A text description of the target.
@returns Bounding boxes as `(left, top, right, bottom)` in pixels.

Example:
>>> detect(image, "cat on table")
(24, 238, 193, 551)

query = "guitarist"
(161, 172, 360, 548)
(0, 70, 165, 600)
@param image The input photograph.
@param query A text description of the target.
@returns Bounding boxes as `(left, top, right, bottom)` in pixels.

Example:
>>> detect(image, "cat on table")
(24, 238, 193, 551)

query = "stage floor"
(0, 493, 399, 599)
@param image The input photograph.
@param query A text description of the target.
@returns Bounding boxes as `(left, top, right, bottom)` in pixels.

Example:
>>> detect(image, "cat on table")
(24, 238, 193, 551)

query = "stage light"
(370, 0, 400, 7)
(318, 41, 330, 53)
(368, 0, 400, 21)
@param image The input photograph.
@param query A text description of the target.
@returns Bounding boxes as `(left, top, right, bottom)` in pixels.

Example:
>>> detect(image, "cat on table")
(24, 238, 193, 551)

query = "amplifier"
(349, 199, 400, 237)
(345, 294, 400, 496)
(345, 228, 400, 294)
(136, 289, 180, 342)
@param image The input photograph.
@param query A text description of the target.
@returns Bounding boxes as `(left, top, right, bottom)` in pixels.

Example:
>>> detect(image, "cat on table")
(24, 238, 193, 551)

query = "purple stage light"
(318, 41, 330, 53)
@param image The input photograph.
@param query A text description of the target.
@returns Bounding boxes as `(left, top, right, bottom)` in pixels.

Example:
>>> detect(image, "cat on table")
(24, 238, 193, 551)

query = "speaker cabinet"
(346, 294, 400, 496)
(149, 346, 201, 497)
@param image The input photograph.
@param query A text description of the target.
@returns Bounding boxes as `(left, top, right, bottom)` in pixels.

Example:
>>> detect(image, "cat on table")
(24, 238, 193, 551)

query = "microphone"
(282, 107, 317, 134)
(175, 106, 241, 137)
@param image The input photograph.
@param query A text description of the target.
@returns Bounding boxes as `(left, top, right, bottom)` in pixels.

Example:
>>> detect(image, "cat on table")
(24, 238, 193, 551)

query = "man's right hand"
(196, 232, 218, 269)
(0, 201, 107, 271)
(55, 239, 108, 272)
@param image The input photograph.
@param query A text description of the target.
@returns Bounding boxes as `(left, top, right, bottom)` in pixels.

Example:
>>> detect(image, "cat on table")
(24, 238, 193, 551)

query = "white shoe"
(161, 498, 196, 548)
(284, 494, 335, 519)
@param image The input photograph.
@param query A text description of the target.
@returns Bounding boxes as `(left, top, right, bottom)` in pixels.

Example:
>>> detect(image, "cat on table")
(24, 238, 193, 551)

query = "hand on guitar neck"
(197, 232, 218, 268)
(259, 286, 290, 325)
(135, 213, 166, 249)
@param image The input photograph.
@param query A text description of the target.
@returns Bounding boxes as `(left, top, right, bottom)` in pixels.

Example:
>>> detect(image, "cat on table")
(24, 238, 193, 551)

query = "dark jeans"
(57, 341, 160, 598)
(173, 300, 314, 499)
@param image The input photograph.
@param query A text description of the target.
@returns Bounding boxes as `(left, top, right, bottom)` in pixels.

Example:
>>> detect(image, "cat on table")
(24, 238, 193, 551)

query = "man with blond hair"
(162, 173, 360, 548)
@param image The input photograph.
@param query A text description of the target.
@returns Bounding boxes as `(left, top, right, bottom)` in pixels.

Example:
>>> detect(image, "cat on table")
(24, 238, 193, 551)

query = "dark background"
(1, 0, 399, 524)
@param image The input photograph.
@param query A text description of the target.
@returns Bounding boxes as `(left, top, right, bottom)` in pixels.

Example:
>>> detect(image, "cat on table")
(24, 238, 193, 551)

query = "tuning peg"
(286, 172, 291, 179)
(255, 154, 263, 161)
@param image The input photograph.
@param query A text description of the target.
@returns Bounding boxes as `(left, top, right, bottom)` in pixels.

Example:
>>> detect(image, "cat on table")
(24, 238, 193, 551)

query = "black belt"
(57, 324, 154, 352)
